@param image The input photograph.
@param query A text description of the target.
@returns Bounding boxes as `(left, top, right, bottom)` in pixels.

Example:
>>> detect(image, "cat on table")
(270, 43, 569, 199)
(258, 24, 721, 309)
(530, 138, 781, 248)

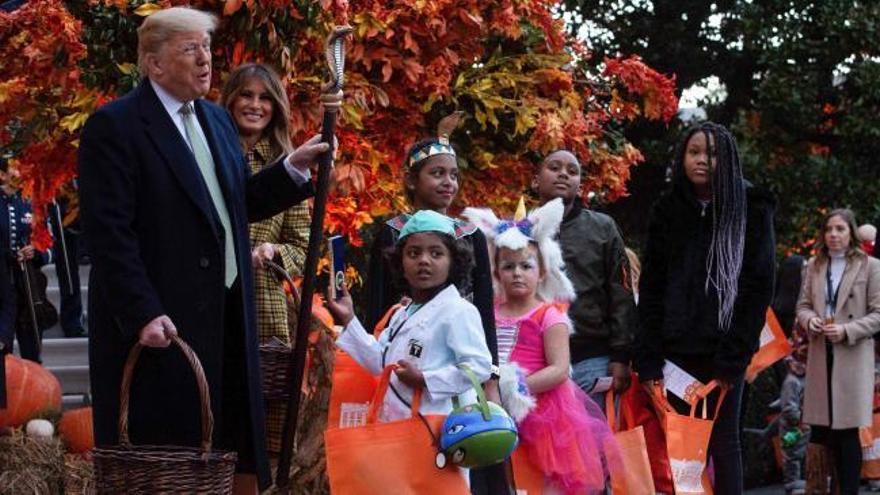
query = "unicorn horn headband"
(489, 197, 534, 250)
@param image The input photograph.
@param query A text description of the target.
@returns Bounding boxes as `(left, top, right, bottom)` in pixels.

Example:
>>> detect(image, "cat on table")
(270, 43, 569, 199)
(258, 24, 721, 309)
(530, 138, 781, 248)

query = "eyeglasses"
(178, 41, 211, 57)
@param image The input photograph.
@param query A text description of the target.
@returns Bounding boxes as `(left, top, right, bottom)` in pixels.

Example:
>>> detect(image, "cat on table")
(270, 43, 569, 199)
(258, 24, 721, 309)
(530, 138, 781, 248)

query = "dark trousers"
(12, 268, 41, 362)
(707, 378, 745, 495)
(667, 355, 745, 495)
(0, 350, 6, 407)
(217, 278, 256, 474)
(807, 344, 861, 495)
(53, 228, 85, 336)
(810, 427, 861, 495)
(470, 462, 513, 495)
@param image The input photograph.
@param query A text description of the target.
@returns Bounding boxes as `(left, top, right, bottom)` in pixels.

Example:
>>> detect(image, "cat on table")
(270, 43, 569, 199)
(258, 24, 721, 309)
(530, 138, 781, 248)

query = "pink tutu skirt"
(518, 379, 618, 495)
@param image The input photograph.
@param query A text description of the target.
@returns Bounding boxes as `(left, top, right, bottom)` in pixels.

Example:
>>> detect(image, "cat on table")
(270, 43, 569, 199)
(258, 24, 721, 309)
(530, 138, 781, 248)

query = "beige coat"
(797, 254, 880, 429)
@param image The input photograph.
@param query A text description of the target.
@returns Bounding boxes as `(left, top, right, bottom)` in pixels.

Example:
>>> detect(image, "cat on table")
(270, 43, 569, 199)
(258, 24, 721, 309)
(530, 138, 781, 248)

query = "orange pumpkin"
(0, 354, 63, 428)
(59, 407, 94, 453)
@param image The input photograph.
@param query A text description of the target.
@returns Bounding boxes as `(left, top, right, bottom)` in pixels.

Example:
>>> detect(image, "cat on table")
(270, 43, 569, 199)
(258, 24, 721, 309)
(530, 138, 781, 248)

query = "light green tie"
(180, 102, 237, 288)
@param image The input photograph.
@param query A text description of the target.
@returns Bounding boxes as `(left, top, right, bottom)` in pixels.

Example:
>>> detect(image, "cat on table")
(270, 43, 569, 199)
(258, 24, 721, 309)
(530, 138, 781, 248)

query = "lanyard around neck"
(381, 302, 427, 367)
(826, 261, 842, 316)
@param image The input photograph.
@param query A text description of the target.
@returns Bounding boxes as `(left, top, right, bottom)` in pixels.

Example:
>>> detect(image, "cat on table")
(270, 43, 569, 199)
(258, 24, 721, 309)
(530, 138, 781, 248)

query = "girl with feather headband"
(464, 198, 618, 495)
(362, 114, 507, 494)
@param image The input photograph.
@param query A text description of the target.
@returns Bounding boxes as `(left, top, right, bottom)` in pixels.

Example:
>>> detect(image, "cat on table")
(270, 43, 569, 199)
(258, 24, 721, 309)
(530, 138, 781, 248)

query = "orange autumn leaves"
(0, 0, 96, 248)
(1, 0, 678, 250)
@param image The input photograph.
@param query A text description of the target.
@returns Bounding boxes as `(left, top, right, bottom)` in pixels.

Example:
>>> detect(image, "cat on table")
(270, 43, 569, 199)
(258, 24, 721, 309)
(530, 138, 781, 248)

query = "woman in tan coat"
(221, 64, 311, 455)
(797, 208, 880, 494)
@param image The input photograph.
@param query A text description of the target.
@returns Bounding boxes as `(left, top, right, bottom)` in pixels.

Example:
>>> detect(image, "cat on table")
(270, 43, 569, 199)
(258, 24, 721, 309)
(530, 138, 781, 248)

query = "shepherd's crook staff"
(275, 25, 352, 492)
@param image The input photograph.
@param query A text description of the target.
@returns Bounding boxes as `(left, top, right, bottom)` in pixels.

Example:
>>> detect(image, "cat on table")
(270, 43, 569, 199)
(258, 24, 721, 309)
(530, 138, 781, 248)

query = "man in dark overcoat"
(77, 7, 329, 492)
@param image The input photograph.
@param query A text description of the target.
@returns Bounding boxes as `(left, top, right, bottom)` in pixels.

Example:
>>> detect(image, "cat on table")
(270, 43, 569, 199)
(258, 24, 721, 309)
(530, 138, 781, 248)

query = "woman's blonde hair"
(137, 7, 218, 77)
(220, 63, 293, 161)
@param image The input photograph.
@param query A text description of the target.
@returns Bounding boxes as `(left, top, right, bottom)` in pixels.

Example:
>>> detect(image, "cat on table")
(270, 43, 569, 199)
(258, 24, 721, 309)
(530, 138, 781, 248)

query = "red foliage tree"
(0, 0, 678, 249)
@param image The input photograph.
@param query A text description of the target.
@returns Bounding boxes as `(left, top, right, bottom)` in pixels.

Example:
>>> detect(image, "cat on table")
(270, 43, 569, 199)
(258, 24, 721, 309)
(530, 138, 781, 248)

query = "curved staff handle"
(275, 24, 352, 493)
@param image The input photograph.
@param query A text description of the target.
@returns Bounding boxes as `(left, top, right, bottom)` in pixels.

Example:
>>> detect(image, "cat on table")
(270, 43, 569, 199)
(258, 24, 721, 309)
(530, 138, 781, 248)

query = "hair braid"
(701, 123, 747, 332)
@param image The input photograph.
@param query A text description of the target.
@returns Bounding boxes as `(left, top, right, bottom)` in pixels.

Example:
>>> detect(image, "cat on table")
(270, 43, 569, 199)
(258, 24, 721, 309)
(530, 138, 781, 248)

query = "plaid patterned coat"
(247, 139, 310, 453)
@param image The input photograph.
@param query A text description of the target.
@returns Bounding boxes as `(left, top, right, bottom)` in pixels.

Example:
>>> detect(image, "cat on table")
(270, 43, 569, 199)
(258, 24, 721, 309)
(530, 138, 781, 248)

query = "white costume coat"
(337, 284, 492, 421)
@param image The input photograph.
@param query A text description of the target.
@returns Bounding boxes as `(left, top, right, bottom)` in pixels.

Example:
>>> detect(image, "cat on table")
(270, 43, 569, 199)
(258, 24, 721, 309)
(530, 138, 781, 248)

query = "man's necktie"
(180, 102, 237, 288)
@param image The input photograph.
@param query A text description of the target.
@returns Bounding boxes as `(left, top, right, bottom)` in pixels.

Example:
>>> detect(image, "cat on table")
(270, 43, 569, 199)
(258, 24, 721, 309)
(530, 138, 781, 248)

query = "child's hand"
(325, 284, 354, 326)
(642, 378, 663, 397)
(608, 362, 631, 392)
(395, 360, 426, 389)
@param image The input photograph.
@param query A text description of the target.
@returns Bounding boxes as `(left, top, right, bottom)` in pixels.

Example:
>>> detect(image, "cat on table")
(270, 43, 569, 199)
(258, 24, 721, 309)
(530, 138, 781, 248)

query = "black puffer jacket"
(635, 179, 776, 382)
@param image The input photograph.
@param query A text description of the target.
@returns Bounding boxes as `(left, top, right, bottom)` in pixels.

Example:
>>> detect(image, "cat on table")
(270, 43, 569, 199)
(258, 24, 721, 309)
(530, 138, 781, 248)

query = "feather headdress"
(463, 198, 575, 302)
(406, 111, 464, 169)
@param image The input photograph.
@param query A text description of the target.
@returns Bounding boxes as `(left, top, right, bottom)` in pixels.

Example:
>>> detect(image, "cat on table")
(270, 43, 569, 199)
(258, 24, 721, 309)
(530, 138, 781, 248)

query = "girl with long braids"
(635, 122, 776, 492)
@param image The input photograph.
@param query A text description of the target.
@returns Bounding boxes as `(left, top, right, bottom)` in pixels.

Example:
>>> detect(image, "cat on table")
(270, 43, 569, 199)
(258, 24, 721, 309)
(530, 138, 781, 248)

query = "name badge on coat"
(407, 338, 424, 359)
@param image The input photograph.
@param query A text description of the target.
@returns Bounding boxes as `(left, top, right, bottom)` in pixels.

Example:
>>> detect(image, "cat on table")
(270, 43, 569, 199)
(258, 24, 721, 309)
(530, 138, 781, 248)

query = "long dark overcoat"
(78, 81, 313, 489)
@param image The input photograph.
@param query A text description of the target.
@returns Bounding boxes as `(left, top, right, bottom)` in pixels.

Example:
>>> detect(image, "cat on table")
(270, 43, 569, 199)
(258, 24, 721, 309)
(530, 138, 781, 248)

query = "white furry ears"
(463, 198, 575, 302)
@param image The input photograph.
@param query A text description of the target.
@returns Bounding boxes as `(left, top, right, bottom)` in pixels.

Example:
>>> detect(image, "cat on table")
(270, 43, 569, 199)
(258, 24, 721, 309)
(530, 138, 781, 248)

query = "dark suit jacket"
(78, 81, 313, 489)
(0, 191, 51, 347)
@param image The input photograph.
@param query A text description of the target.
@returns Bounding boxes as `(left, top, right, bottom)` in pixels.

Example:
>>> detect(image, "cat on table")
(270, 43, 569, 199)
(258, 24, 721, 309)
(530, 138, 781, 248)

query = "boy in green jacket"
(532, 150, 636, 406)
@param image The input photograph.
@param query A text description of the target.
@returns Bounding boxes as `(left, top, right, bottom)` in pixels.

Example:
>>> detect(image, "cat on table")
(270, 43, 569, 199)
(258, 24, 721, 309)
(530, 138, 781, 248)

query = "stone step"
(47, 365, 91, 396)
(39, 337, 89, 367)
(42, 264, 91, 289)
(39, 263, 89, 339)
(44, 286, 89, 323)
(12, 338, 90, 367)
(62, 394, 91, 411)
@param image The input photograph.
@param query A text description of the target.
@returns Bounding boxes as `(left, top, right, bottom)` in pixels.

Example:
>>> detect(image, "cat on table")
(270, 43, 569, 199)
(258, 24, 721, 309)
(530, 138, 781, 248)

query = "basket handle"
(118, 334, 214, 453)
(264, 259, 301, 308)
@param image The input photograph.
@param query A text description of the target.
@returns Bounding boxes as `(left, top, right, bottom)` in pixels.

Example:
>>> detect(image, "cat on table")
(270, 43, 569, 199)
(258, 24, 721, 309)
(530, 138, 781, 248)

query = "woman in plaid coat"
(221, 63, 310, 454)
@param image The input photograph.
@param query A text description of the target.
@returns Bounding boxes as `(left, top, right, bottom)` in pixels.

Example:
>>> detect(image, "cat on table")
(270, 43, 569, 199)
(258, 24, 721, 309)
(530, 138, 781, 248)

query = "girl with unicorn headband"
(464, 198, 617, 495)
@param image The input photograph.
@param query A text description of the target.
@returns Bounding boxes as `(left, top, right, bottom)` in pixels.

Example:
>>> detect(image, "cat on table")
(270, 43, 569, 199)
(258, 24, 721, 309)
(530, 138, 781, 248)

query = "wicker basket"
(260, 338, 294, 402)
(258, 260, 302, 403)
(93, 335, 237, 494)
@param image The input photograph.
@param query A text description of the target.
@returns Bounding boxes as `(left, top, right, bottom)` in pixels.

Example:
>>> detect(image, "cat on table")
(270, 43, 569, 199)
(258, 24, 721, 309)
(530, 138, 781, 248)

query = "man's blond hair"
(137, 7, 218, 77)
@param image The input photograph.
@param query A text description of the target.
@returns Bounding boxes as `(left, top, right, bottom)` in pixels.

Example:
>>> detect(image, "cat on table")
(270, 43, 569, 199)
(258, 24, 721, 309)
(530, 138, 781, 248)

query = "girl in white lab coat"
(327, 209, 493, 422)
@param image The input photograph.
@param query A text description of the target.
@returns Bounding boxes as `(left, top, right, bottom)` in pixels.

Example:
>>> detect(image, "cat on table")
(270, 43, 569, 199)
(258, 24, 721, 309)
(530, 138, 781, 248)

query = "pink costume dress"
(496, 303, 615, 495)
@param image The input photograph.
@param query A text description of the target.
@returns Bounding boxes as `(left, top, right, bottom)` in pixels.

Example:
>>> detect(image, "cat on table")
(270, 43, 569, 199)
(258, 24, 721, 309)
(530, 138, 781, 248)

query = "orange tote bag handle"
(606, 392, 656, 495)
(327, 304, 402, 430)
